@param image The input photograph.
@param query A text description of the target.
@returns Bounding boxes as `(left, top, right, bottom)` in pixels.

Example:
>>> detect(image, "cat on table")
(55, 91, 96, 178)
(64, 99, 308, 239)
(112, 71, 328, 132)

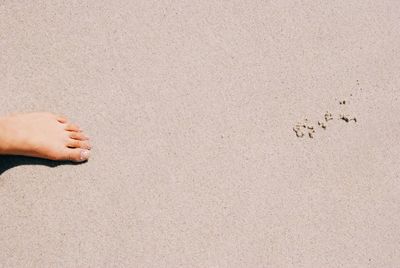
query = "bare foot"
(0, 112, 91, 162)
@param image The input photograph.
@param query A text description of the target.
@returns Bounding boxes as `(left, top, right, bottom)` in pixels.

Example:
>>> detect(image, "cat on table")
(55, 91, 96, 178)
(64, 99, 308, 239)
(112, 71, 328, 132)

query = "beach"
(1, 0, 400, 267)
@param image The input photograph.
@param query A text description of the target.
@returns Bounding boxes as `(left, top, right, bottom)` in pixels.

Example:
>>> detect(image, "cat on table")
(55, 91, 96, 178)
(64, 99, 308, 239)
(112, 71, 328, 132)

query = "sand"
(1, 0, 400, 267)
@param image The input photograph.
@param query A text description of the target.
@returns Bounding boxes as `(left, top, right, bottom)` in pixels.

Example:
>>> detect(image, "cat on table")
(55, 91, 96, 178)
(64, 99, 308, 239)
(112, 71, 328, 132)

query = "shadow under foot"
(0, 155, 77, 176)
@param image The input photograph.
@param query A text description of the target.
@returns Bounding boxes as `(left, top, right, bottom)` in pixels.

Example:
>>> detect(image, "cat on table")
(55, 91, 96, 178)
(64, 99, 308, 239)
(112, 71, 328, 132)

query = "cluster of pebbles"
(293, 100, 357, 139)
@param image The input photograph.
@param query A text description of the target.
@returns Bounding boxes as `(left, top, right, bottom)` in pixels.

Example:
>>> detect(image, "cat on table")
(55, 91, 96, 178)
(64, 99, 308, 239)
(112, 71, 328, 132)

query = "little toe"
(67, 139, 91, 149)
(57, 115, 68, 123)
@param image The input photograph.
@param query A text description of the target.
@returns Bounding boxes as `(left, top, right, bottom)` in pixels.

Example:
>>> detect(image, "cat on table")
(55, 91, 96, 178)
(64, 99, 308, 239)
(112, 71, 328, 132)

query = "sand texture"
(1, 0, 400, 267)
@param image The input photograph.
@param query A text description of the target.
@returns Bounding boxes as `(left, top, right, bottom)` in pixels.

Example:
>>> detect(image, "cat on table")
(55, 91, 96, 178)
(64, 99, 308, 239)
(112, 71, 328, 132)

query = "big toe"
(64, 148, 91, 162)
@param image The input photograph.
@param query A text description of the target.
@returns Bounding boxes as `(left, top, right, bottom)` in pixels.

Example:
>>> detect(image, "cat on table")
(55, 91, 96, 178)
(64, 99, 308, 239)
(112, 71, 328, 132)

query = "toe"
(69, 132, 89, 140)
(67, 139, 91, 149)
(57, 115, 68, 123)
(65, 123, 81, 132)
(65, 148, 90, 162)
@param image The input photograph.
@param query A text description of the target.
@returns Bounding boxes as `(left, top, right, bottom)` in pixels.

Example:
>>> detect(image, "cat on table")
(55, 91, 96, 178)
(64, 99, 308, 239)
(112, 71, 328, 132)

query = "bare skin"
(0, 112, 91, 162)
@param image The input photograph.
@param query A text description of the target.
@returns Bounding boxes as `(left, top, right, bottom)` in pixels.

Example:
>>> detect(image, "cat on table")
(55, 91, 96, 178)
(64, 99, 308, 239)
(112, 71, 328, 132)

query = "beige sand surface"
(1, 0, 400, 267)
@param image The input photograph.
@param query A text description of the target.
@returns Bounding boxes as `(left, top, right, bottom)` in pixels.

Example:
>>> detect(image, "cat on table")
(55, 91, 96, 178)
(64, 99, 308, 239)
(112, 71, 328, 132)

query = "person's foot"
(0, 112, 91, 162)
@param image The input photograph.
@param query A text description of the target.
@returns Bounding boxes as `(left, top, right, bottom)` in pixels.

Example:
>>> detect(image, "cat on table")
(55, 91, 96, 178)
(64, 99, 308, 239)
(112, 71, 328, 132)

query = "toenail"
(80, 150, 90, 161)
